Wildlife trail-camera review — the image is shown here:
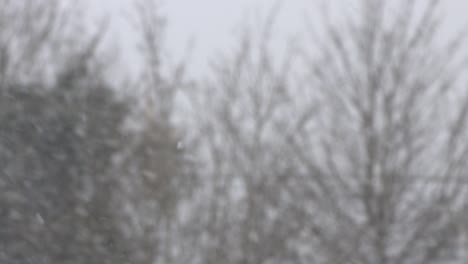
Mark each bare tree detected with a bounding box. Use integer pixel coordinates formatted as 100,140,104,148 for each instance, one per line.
0,0,101,87
289,1,468,263
114,1,194,263
186,0,468,264
182,6,307,263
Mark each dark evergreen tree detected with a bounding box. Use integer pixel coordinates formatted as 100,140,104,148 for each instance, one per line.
0,79,131,264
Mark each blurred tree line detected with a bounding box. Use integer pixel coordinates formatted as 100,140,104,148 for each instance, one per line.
2,0,468,264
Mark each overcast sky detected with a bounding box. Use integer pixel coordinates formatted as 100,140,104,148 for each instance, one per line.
89,0,467,78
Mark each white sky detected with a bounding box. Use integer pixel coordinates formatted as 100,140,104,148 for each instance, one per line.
88,0,467,78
